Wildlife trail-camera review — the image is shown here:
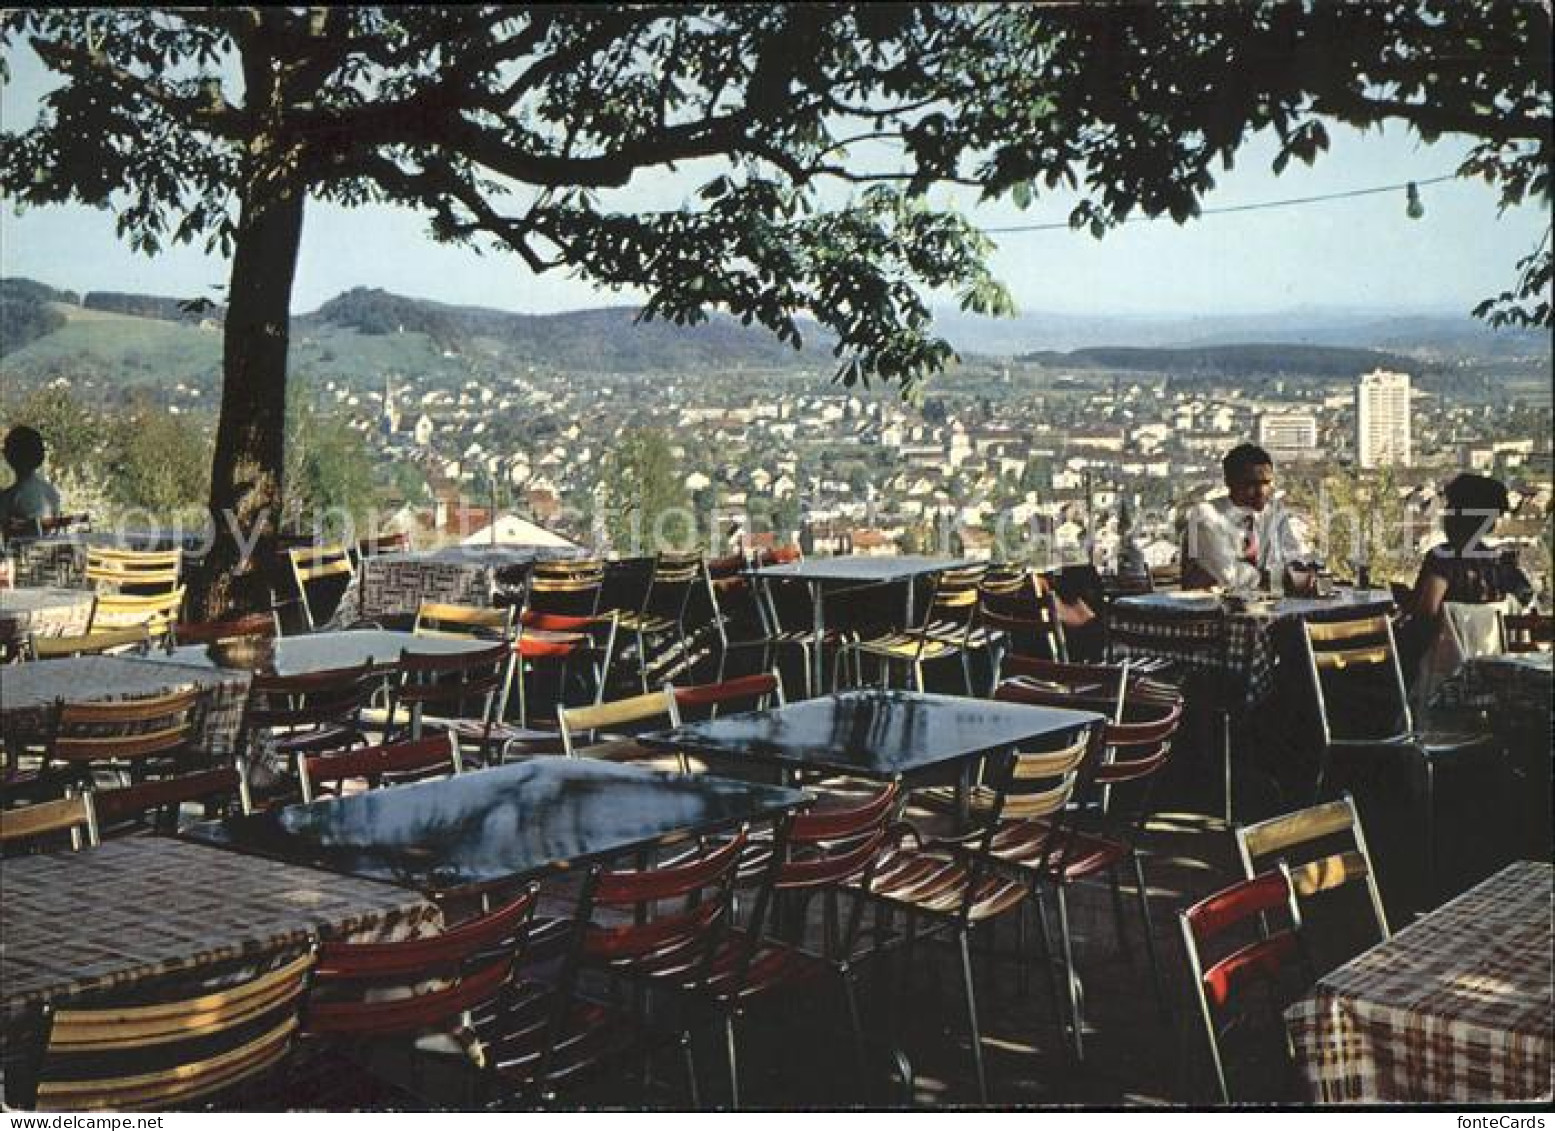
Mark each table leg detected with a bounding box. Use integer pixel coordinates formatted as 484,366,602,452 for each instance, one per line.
811,580,825,697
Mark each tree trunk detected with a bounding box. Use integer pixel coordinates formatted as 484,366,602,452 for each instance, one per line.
191,181,306,619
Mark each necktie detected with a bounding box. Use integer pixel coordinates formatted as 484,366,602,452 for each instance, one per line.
1242,514,1260,568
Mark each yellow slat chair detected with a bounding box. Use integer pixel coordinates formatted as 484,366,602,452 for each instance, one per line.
0,791,99,853
615,552,705,692
979,566,1069,665
19,950,316,1112
388,601,540,760
286,544,356,631
27,624,152,660
557,687,683,771
1235,792,1391,956
87,586,186,646
1301,612,1494,912
845,565,987,694
85,547,183,597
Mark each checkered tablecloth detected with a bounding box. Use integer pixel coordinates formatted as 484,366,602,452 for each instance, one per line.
0,836,440,1014
1110,591,1394,707
1286,860,1553,1104
327,545,588,627
0,655,251,760
0,588,95,647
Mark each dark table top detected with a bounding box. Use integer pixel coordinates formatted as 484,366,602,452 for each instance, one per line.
183,757,809,894
648,689,1102,780
146,628,494,676
751,555,975,584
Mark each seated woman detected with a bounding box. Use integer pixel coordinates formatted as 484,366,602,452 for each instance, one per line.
1398,473,1533,701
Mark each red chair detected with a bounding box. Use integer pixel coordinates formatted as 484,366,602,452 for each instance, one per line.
670,671,784,722
706,785,897,1106
298,733,463,803
386,642,513,763
513,610,617,729
1178,864,1310,1103
239,665,377,793
175,611,279,646
91,766,251,836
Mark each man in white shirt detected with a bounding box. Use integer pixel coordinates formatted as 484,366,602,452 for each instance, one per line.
1181,443,1309,591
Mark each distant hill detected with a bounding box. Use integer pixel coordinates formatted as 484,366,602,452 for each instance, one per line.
0,278,834,382
298,286,833,371
1016,342,1426,379
0,278,79,355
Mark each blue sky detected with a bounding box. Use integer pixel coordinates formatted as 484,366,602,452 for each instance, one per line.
0,42,1546,319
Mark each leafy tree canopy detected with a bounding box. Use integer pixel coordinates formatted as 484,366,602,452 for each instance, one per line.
4,3,1548,391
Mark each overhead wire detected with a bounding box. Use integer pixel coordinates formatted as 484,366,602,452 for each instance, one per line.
981,172,1460,233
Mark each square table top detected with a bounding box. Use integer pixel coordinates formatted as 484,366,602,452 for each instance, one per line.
146,628,495,676
183,757,809,895
750,555,975,584
1,837,438,1014
1114,588,1394,621
0,654,246,717
1285,859,1552,1103
648,689,1103,780
0,588,95,615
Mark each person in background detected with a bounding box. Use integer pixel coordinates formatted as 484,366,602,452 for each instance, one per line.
1180,443,1310,591
0,426,63,537
1398,473,1532,691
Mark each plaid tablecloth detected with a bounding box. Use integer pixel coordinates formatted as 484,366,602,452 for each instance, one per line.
1286,860,1554,1103
1111,590,1394,707
1432,651,1553,718
0,655,250,760
0,836,441,1015
327,545,587,627
0,588,95,647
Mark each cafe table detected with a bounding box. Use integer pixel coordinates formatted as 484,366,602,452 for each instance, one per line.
326,544,590,628
0,587,95,650
148,627,496,677
1110,587,1396,708
183,756,809,896
645,689,1102,826
750,555,975,692
1285,859,1553,1104
0,654,251,760
0,836,439,1025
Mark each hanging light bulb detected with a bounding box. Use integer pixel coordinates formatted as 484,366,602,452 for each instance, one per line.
1406,181,1425,219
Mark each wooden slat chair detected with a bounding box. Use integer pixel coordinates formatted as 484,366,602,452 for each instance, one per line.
1301,612,1494,907
616,552,704,692
1178,865,1311,1104
45,687,203,791
175,612,279,647
857,725,1102,1101
1499,610,1553,652
526,559,606,618
239,665,377,796
567,831,750,1108
87,586,186,645
385,642,514,765
512,609,617,730
558,687,680,768
300,885,550,1108
351,530,411,570
0,792,99,852
843,566,987,694
298,733,463,803
753,547,852,699
1235,793,1391,949
91,766,252,837
979,601,1067,672
287,544,356,631
16,950,316,1112
27,624,152,660
85,547,183,596
700,552,777,684
705,785,898,1107
413,600,514,641
670,670,784,723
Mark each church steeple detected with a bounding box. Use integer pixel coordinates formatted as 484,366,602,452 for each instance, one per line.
382,375,401,434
